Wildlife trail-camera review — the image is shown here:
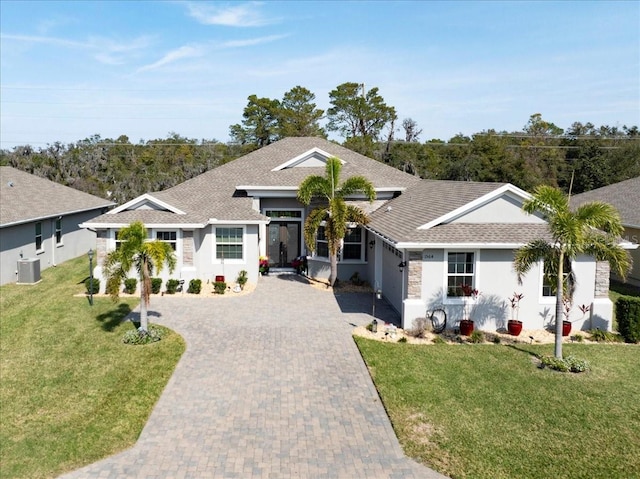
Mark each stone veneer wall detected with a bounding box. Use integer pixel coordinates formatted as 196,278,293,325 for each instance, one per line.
96,230,108,266
407,251,422,299
595,261,610,298
182,231,194,266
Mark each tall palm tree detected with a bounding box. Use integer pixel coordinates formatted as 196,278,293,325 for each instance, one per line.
297,157,376,286
103,221,177,332
514,185,631,358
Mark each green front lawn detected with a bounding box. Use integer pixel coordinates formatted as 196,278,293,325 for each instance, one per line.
355,338,640,479
0,256,185,479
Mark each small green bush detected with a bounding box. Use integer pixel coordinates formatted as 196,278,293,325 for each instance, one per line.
572,334,585,342
398,336,408,343
214,281,227,294
124,278,137,294
540,355,590,373
165,279,180,294
151,277,163,294
84,277,100,294
236,270,248,289
469,330,485,343
588,329,622,343
187,279,202,294
122,325,167,345
616,296,640,343
432,335,446,344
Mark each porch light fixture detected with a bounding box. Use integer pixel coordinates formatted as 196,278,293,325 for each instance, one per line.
398,261,407,272
369,240,375,249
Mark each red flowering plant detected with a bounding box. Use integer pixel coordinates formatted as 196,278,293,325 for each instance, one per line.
460,283,480,321
259,256,269,275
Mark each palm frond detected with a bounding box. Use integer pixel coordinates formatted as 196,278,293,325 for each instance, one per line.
297,175,331,204
513,239,554,282
338,176,377,202
303,207,328,252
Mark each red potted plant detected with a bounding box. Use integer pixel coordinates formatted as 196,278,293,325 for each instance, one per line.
508,292,524,336
460,284,480,336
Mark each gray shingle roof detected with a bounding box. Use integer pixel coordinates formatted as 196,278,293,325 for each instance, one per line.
367,179,552,245
87,137,421,226
0,166,114,227
570,176,640,227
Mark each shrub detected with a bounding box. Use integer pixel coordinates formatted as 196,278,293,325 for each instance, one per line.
84,277,100,294
616,296,640,343
398,336,408,343
588,329,622,343
122,325,167,345
407,317,431,338
350,271,364,286
236,270,248,289
124,278,137,294
469,330,485,343
540,355,590,373
165,279,180,294
432,335,445,344
214,281,227,294
187,279,202,294
151,277,162,294
572,334,585,343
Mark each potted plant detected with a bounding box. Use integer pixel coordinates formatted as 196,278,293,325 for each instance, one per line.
460,284,480,336
561,299,591,336
259,256,269,275
508,292,524,336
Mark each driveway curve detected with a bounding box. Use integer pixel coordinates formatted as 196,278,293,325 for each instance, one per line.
60,274,447,479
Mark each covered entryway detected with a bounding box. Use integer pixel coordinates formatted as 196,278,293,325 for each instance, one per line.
267,221,300,267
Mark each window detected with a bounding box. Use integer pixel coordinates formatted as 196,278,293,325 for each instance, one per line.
55,218,62,245
542,258,572,297
216,227,243,260
447,252,475,297
35,222,43,251
156,231,177,250
115,230,124,250
316,226,328,258
342,227,362,260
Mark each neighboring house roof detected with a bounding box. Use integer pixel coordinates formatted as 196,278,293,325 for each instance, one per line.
367,179,552,247
570,176,640,228
0,166,115,228
84,137,422,228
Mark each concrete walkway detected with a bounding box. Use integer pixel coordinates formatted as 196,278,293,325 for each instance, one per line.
60,274,447,478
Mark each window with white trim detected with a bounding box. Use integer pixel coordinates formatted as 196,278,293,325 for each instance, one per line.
55,218,63,245
342,227,363,260
447,252,475,297
542,259,572,297
316,226,328,258
35,222,43,251
156,231,177,250
216,227,243,260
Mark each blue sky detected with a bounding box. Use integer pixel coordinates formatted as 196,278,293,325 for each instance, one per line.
1,1,638,148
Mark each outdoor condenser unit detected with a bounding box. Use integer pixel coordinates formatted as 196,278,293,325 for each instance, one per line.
17,258,41,284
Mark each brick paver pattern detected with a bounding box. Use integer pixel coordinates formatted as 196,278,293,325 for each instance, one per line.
60,274,447,478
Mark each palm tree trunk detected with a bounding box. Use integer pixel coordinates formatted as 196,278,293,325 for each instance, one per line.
329,253,338,287
139,257,150,332
554,250,564,358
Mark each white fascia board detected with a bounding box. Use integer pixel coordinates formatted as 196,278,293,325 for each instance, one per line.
417,184,531,230
208,218,270,225
109,193,185,215
396,242,527,249
271,147,339,171
80,222,205,229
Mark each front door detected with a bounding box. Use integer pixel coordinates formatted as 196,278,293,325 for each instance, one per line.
268,222,300,267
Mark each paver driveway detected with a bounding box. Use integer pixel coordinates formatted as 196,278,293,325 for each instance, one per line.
60,274,447,479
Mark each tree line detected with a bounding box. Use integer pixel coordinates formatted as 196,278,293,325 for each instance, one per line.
1,82,638,202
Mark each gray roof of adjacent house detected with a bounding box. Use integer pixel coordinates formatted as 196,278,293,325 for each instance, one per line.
570,176,640,228
85,137,422,226
367,179,552,246
0,166,115,228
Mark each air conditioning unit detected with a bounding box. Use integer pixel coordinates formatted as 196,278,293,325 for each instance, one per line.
17,258,41,284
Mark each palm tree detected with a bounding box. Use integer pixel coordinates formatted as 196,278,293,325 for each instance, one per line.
297,157,376,286
514,185,631,358
103,221,177,332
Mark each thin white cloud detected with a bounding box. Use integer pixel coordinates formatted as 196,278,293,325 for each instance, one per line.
1,32,153,65
136,45,204,73
221,34,288,48
185,1,275,27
